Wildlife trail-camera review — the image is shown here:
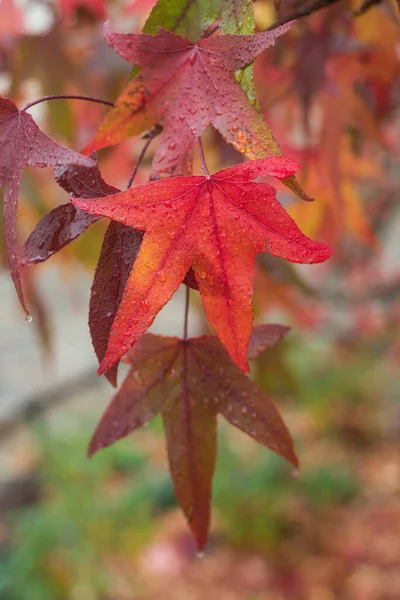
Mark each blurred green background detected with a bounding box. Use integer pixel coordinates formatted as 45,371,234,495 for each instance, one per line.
1,333,399,600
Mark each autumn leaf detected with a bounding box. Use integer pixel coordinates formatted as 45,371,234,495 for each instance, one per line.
20,157,143,386
71,157,332,375
84,23,304,192
21,156,119,266
90,223,144,386
0,96,94,315
21,155,198,385
88,325,297,549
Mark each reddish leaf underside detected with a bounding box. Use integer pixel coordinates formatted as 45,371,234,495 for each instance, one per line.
0,96,94,313
88,326,297,549
84,22,307,198
71,157,332,375
21,156,120,266
20,157,144,385
90,222,144,386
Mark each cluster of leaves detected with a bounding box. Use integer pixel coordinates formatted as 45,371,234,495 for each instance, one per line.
3,0,399,549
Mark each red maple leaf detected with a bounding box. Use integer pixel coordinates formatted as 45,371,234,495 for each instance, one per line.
84,23,301,185
0,97,94,314
71,157,332,374
21,155,199,385
88,325,297,550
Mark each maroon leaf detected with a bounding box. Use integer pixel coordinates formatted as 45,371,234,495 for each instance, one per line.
90,222,144,386
88,327,296,549
0,96,94,313
21,204,99,266
53,157,118,199
21,156,119,266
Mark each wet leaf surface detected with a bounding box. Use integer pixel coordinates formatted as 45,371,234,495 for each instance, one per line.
89,326,297,548
72,157,331,374
0,96,94,314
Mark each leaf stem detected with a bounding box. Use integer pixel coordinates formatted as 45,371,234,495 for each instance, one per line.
183,286,190,341
22,94,115,112
198,137,210,178
126,127,160,189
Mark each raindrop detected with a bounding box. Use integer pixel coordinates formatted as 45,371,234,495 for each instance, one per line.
141,300,150,313
196,551,205,559
168,142,176,150
157,270,167,282
25,313,33,323
291,469,300,478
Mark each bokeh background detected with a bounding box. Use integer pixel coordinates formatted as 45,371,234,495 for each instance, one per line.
0,0,400,598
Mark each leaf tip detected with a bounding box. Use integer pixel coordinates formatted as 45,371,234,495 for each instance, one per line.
87,438,99,458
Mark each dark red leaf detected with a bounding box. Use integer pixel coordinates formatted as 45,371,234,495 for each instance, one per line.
89,222,144,386
88,327,297,549
72,157,332,375
0,96,94,314
53,158,119,199
21,204,99,266
21,157,119,266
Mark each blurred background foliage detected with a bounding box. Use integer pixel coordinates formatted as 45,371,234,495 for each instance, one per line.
0,334,398,599
0,0,400,598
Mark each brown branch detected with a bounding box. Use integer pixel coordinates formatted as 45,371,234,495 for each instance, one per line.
352,0,382,17
22,94,114,112
267,0,342,30
126,125,161,189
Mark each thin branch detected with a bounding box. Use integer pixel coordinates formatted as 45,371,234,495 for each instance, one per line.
126,126,161,189
352,0,381,17
183,285,190,340
267,0,342,30
198,137,210,178
22,94,114,112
